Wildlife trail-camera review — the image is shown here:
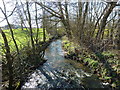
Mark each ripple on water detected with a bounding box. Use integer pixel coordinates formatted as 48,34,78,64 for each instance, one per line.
22,40,103,89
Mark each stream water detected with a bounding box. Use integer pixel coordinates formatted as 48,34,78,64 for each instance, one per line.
22,40,104,89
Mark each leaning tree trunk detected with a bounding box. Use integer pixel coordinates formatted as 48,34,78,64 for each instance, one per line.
58,2,72,39
96,2,117,41
0,5,23,86
0,28,13,89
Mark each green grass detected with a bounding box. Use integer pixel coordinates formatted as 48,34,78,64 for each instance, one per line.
0,28,49,53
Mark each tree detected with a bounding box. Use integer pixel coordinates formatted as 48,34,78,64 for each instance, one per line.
35,3,40,44
0,0,25,88
117,9,120,49
80,2,89,42
26,1,35,53
0,28,13,89
96,2,117,41
42,2,46,42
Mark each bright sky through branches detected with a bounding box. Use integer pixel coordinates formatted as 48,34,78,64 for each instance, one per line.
0,0,119,27
0,0,16,26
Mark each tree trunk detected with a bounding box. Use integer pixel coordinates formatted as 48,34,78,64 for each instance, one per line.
77,2,83,44
35,3,40,44
0,4,23,86
0,28,13,89
42,3,46,42
80,2,89,41
96,2,117,41
117,9,120,49
81,2,89,30
58,2,72,39
26,2,35,52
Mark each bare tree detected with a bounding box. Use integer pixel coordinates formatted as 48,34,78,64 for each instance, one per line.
0,28,13,89
80,2,89,42
26,2,35,53
35,3,40,44
36,2,72,39
117,9,120,49
42,2,46,42
0,1,23,88
96,2,117,41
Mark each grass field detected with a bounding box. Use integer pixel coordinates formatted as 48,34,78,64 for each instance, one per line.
0,28,49,54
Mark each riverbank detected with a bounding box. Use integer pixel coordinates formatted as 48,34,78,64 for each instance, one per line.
2,35,63,90
18,35,64,89
22,39,104,89
62,36,120,89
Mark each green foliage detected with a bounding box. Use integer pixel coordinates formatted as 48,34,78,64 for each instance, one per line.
104,76,112,80
102,51,115,57
64,42,71,48
62,37,75,52
84,58,93,63
84,58,98,68
95,53,104,59
102,51,120,75
90,61,98,67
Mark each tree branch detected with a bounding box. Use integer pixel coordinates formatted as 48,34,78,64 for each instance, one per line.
36,2,61,18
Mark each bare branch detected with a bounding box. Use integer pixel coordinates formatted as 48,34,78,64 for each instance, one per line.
0,6,16,23
36,2,61,18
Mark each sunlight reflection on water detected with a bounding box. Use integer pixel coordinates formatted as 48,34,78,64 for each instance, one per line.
22,40,104,89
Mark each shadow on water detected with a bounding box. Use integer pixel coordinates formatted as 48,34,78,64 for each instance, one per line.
22,40,104,89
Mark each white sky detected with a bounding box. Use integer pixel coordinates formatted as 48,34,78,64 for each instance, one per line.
0,0,43,27
0,0,16,26
0,0,119,27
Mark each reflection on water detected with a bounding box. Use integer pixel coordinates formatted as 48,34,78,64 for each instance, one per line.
22,40,104,88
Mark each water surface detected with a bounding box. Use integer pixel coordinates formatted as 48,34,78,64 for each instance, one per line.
22,40,104,88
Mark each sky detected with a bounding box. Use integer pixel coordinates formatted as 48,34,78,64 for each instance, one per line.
0,0,16,26
0,0,119,27
0,0,7,26
0,0,43,27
